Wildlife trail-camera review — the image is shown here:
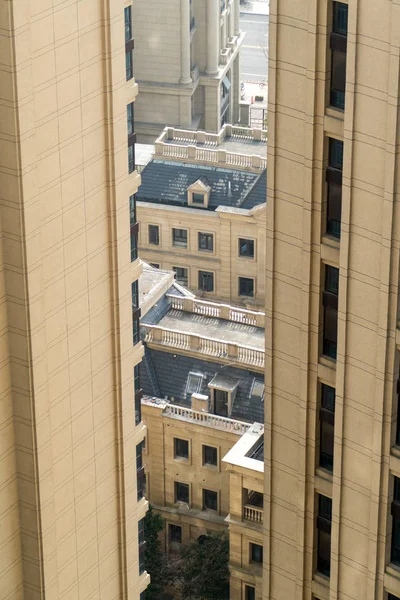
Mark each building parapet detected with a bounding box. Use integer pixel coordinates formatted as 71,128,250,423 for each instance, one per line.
162,402,251,434
158,123,267,146
243,504,263,524
167,294,265,327
142,324,265,371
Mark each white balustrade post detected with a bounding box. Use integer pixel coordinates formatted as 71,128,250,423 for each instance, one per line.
206,0,220,75
180,0,192,84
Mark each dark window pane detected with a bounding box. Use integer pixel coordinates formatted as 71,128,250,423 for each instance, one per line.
126,50,133,81
134,364,141,425
250,543,263,564
192,193,204,204
239,277,254,297
239,238,255,258
138,518,146,574
149,225,159,245
333,2,348,36
392,479,400,567
203,445,217,466
317,495,332,576
131,231,137,262
388,594,400,600
245,586,255,600
214,389,228,416
129,194,136,226
395,476,400,503
329,139,344,169
327,182,342,238
128,144,135,173
169,524,182,543
173,267,188,287
133,319,140,345
198,271,214,292
175,482,189,504
323,307,338,359
174,438,189,459
124,6,132,41
321,384,336,412
172,228,188,248
203,489,218,511
132,281,139,308
325,266,339,295
198,232,213,252
127,102,134,136
330,50,346,108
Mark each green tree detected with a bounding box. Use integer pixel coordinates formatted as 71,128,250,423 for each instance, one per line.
144,505,168,600
176,531,230,600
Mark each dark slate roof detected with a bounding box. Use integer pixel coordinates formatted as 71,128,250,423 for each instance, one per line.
141,285,190,325
140,347,264,424
136,160,266,211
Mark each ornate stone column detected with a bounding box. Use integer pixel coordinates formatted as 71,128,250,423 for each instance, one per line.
234,0,240,36
228,1,235,38
180,0,192,84
206,0,220,75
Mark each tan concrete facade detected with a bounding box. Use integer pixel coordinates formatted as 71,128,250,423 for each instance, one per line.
0,1,147,598
131,0,243,142
265,1,400,600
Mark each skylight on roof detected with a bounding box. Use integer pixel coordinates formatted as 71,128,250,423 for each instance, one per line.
250,379,265,400
186,372,203,395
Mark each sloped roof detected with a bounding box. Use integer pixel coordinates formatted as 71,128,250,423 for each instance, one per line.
136,160,266,211
140,348,264,424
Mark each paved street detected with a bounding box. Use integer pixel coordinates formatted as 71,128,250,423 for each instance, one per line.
240,13,268,84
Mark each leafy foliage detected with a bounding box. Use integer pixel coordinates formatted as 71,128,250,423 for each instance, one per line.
173,531,230,600
144,505,168,600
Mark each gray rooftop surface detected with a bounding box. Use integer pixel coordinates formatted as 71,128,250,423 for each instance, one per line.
137,160,266,211
140,348,264,423
156,309,265,349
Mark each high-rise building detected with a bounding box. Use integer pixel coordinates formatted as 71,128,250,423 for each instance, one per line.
266,1,400,599
131,0,243,143
0,1,147,598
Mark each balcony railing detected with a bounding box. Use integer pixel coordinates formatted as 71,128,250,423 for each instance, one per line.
142,324,265,370
163,403,250,434
158,123,267,146
168,295,265,327
243,504,263,524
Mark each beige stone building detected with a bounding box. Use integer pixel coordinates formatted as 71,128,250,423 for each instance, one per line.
132,0,244,142
138,264,265,595
265,1,400,600
137,125,267,308
0,1,147,598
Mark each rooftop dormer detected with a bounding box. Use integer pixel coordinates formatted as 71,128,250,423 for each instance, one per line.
187,177,211,208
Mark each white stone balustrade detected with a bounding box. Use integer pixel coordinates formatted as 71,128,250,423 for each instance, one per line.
163,403,250,434
159,123,267,146
142,323,265,370
243,504,263,524
167,294,265,327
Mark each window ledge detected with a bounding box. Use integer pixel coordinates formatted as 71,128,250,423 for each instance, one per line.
386,563,400,578
319,356,337,370
315,469,333,498
312,572,330,600
321,234,340,251
392,446,400,460
325,106,344,121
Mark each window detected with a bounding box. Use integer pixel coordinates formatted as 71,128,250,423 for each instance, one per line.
323,266,339,359
124,6,132,42
137,442,146,501
198,232,214,252
320,384,335,471
239,238,255,258
203,445,218,467
326,138,343,238
173,266,188,287
133,318,140,345
239,277,254,297
317,494,332,576
138,518,145,574
389,595,400,600
245,585,255,600
148,224,159,245
250,379,265,400
130,195,138,262
214,389,228,417
126,49,133,81
150,263,160,269
127,102,134,136
134,364,142,426
172,228,188,248
391,477,400,566
169,524,182,543
330,2,348,109
198,270,214,292
192,192,204,205
250,543,263,564
175,482,189,504
203,489,218,511
128,143,135,173
174,438,189,460
132,280,139,309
